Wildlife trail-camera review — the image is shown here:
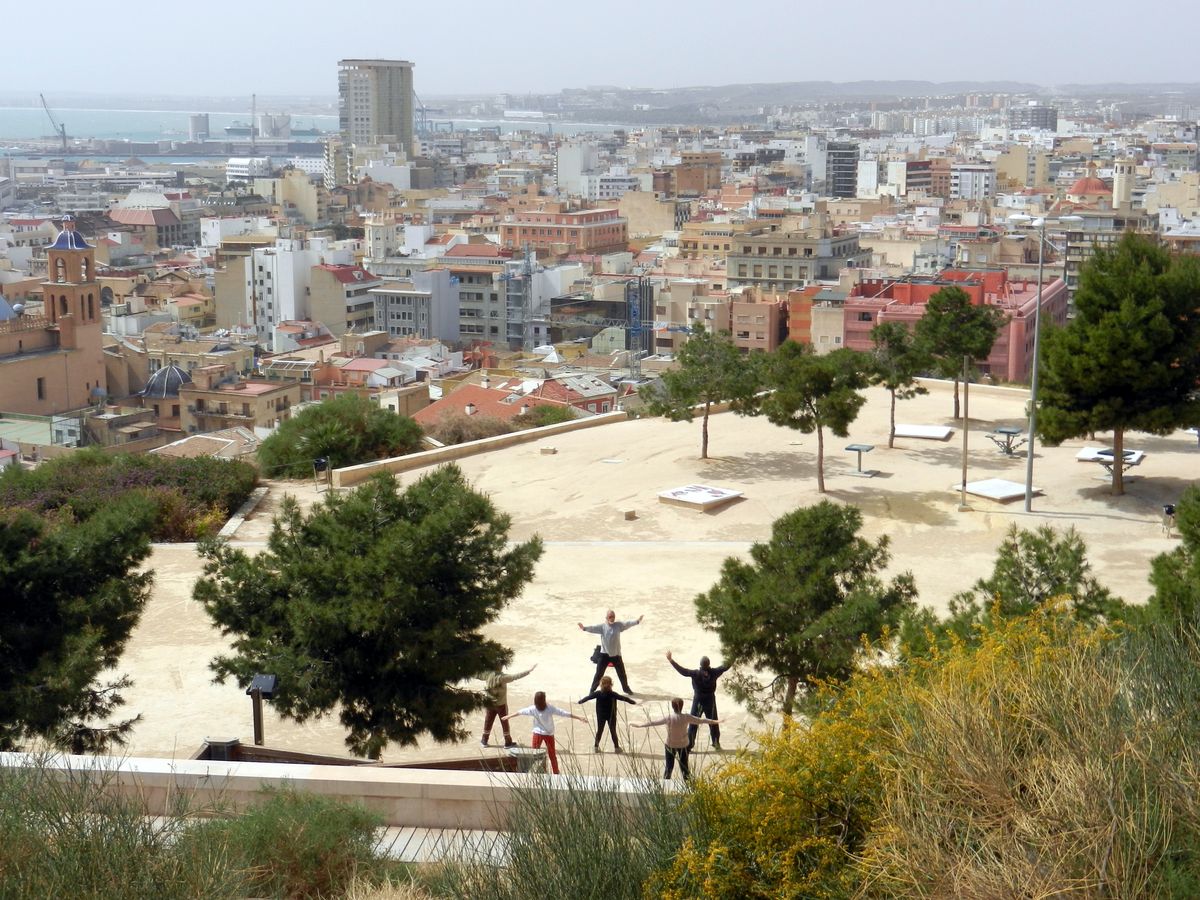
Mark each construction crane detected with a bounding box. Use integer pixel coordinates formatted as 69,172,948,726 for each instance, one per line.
39,94,68,152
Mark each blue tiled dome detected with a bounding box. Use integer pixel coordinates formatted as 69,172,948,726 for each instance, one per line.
48,215,92,251
141,364,192,398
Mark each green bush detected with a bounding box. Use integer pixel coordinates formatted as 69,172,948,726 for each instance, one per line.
0,449,257,542
0,759,242,900
425,412,514,445
257,393,422,478
0,764,401,900
511,404,576,429
179,787,393,899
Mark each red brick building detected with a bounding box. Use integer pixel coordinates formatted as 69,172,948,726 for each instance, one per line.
841,269,1067,383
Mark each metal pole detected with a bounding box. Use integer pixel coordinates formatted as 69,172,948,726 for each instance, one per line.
1024,222,1046,513
250,688,265,746
960,353,969,511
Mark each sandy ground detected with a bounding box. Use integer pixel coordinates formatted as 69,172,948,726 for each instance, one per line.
116,381,1197,777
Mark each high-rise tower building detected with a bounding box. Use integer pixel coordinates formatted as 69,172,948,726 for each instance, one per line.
337,58,415,151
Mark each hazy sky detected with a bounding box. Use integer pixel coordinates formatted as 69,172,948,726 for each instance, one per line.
6,0,1195,97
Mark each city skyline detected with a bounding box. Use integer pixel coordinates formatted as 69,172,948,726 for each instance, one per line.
5,0,1196,97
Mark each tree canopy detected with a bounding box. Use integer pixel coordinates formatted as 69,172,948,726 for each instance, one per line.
694,500,916,715
1149,484,1200,627
869,321,929,448
640,325,759,459
0,496,156,752
751,343,870,492
913,285,1004,419
901,523,1122,657
194,465,543,758
1038,233,1200,494
257,393,423,479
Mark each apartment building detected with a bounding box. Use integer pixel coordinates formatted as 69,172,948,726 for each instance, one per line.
1008,103,1058,131
369,269,459,343
179,364,299,435
950,163,997,201
338,58,415,151
309,264,382,336
499,208,628,255
726,227,870,293
825,142,860,198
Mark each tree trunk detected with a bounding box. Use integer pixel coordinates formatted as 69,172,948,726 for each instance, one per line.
1112,427,1125,496
816,424,826,493
783,676,798,716
889,388,897,449
953,376,961,420
701,401,711,460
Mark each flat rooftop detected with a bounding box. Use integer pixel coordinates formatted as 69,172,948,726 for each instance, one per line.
117,381,1194,777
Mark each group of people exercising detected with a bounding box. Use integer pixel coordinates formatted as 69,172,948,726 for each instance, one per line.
479,609,728,780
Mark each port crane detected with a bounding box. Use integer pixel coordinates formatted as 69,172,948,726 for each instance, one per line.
39,94,68,151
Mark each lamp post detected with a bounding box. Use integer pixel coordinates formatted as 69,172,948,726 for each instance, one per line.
1008,213,1082,512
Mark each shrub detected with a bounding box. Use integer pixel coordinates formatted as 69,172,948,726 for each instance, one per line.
511,404,576,429
179,787,395,899
257,393,422,478
425,772,692,900
649,673,898,900
0,759,242,900
425,411,514,446
0,450,257,542
862,612,1200,898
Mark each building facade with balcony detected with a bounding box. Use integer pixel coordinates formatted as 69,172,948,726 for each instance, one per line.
179,364,300,435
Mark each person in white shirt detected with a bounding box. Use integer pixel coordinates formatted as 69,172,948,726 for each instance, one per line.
502,691,586,775
578,609,644,693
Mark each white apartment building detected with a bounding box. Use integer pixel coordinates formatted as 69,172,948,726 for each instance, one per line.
950,163,997,201
578,168,650,202
226,158,274,181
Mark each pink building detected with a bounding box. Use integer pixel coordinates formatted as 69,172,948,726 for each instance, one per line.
842,269,1067,383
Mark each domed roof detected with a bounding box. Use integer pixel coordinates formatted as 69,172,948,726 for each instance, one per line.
1068,175,1111,196
48,214,92,251
1067,162,1110,197
141,363,192,398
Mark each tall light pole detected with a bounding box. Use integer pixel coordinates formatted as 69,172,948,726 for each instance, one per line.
1009,213,1081,512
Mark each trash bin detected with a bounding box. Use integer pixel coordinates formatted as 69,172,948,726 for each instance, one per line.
508,747,548,774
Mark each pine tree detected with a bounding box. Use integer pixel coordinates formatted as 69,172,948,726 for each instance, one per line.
695,501,916,715
913,285,1004,420
751,343,871,493
195,465,543,759
640,325,760,459
0,496,156,752
1038,233,1200,495
870,321,929,448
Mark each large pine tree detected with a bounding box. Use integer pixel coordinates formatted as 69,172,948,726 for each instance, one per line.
195,465,543,759
1038,233,1200,495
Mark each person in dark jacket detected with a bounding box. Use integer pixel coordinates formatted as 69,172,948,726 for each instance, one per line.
666,650,730,751
578,675,636,752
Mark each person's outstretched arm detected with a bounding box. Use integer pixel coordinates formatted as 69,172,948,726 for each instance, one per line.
506,663,537,685
666,652,694,677
578,692,599,704
579,622,602,634
632,716,668,729
616,692,637,704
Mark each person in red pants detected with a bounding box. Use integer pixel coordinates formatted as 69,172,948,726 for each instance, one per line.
503,691,586,775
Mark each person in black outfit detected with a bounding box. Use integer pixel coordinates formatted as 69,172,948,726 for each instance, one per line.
666,650,730,751
578,675,636,752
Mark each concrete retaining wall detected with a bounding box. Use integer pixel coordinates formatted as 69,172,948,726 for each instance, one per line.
333,411,629,488
0,752,675,829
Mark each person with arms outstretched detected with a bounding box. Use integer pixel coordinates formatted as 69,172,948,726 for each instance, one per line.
480,662,536,748
578,609,643,693
666,650,729,750
502,691,586,775
632,697,719,781
578,675,636,752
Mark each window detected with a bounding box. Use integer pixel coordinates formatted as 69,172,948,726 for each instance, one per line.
36,377,45,400
857,312,873,322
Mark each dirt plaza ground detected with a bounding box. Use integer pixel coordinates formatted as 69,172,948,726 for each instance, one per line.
116,381,1197,776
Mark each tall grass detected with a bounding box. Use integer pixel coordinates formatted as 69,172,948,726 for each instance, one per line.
423,763,696,900
860,616,1200,898
0,759,403,899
